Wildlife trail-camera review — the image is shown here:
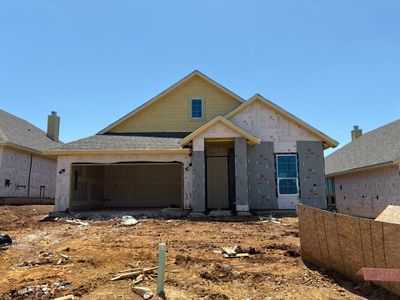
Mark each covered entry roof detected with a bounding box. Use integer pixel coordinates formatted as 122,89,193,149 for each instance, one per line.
180,116,261,146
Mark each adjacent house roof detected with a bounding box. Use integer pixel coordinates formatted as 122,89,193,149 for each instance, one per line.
325,119,400,176
45,133,189,155
180,116,261,146
0,109,62,153
225,94,338,150
98,70,245,134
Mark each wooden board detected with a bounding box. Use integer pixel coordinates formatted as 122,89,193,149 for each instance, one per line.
375,205,400,224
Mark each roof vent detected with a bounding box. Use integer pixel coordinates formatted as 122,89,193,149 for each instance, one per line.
351,125,362,141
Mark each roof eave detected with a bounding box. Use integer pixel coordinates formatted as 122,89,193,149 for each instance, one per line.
325,161,398,178
0,141,47,156
44,148,190,156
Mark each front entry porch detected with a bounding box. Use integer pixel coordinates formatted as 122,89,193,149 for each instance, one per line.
191,136,253,213
205,142,235,211
182,116,261,213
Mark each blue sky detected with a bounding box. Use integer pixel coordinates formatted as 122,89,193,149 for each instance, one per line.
1,0,399,155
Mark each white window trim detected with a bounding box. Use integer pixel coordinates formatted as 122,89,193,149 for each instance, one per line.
276,153,300,197
190,98,204,120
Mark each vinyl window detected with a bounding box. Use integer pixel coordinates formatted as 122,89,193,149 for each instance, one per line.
191,98,203,119
276,154,299,196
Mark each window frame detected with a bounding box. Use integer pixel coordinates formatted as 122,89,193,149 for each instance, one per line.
275,153,300,197
190,98,204,120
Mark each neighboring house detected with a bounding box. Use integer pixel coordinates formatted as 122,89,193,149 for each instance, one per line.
0,110,62,198
46,71,337,213
325,120,400,218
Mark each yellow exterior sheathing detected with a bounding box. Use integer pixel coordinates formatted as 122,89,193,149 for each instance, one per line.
110,75,241,133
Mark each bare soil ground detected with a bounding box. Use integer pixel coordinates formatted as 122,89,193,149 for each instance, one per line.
0,205,396,300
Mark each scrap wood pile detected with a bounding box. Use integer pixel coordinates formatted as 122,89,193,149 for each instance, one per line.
215,245,260,258
111,266,159,282
259,215,286,225
222,245,250,258
111,265,164,299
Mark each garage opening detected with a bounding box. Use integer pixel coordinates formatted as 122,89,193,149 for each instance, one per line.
70,162,182,210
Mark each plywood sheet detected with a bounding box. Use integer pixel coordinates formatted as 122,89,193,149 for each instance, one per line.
359,219,375,268
383,222,400,294
323,212,346,274
376,205,400,224
298,205,322,264
298,204,400,296
315,210,331,269
336,214,364,280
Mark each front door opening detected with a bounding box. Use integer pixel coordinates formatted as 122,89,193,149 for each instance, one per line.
205,142,235,211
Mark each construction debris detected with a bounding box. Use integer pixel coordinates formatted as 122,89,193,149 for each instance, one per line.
16,251,71,268
0,233,12,250
375,205,400,224
221,245,252,258
14,281,71,298
65,219,89,226
111,266,158,281
358,267,400,282
222,245,238,257
259,215,283,224
121,215,139,226
133,287,153,299
53,295,75,300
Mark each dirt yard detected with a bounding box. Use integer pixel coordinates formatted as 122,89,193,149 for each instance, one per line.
0,205,396,300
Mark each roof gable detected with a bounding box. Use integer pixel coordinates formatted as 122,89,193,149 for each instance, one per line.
225,94,338,149
180,116,261,146
99,70,244,134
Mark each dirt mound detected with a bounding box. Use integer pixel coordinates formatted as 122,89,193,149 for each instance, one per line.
200,265,243,282
0,205,53,231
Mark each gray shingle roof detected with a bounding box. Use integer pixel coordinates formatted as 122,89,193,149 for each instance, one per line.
49,133,186,151
325,119,400,176
0,110,62,152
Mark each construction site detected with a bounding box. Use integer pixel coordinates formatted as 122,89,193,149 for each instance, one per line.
0,205,397,300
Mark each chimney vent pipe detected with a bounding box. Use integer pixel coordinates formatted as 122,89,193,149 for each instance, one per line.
351,125,362,141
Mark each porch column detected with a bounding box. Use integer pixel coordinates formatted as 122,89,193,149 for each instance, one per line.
192,137,206,212
235,137,249,211
54,157,71,212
